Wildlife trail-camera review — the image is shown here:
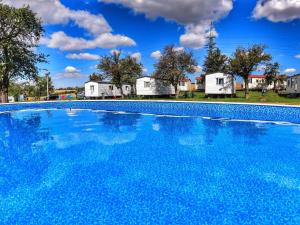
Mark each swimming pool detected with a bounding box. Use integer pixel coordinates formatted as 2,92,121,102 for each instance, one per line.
0,101,299,224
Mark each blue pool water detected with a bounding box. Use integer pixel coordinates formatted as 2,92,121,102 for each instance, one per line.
0,104,300,224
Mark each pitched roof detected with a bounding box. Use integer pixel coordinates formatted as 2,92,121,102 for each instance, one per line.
179,78,191,82
196,76,204,81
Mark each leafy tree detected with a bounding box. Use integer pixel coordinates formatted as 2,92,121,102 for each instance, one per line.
203,35,228,74
34,75,54,97
154,45,197,97
97,51,143,98
0,3,46,103
89,73,104,82
264,62,280,91
229,45,271,99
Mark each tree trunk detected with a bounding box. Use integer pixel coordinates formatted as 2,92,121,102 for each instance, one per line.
273,80,277,92
0,89,9,103
175,85,179,98
244,79,250,99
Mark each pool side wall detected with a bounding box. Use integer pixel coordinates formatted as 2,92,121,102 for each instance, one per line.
0,101,300,124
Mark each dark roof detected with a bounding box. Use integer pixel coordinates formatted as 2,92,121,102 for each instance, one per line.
287,74,300,78
85,81,131,85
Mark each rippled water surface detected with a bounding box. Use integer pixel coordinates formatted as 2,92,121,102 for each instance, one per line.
0,109,299,224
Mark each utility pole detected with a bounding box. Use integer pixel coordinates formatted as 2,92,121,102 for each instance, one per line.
45,72,50,101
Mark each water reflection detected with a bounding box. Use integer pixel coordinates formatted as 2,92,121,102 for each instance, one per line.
202,118,225,145
153,116,195,137
0,113,49,195
229,121,267,144
98,112,140,145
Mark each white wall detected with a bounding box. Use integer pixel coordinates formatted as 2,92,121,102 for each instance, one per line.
136,77,175,96
248,78,273,90
85,82,132,98
85,81,100,98
178,81,191,91
205,73,236,95
286,76,300,94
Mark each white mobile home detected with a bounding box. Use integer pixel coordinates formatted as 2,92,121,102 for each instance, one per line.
136,77,175,96
205,73,236,96
85,81,132,98
195,76,205,91
178,78,192,92
247,75,273,90
286,74,300,95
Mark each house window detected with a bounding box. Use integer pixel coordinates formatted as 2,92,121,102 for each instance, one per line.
249,78,252,84
90,85,95,93
179,81,185,86
144,81,151,88
287,80,290,87
109,85,113,90
216,78,224,85
125,86,130,91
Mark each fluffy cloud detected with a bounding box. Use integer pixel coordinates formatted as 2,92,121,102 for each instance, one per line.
42,31,136,51
64,66,79,73
110,49,121,55
3,0,111,35
284,68,297,73
253,0,300,22
151,50,162,60
174,47,185,52
54,66,83,79
131,52,142,62
296,54,300,59
3,0,136,51
66,53,101,60
194,65,203,73
101,0,233,49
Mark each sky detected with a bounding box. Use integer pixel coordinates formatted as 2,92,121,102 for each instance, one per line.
3,0,300,88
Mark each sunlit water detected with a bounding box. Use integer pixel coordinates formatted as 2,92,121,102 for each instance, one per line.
0,109,299,224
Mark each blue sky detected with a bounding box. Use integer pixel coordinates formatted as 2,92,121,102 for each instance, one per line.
4,0,300,87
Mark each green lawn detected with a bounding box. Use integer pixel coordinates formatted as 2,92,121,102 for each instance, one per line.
132,91,300,105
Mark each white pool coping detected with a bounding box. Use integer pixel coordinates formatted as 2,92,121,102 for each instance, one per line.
0,99,300,108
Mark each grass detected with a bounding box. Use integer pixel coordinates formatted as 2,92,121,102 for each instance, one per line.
132,91,300,105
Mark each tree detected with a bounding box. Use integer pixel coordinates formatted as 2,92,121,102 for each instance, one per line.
34,75,54,97
229,45,272,99
0,4,46,103
203,34,228,74
89,73,104,82
97,51,143,98
154,45,197,97
264,62,280,91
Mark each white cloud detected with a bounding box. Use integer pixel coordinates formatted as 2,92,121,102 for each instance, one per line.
284,68,297,73
174,47,185,52
3,0,136,51
253,0,300,22
296,54,300,59
151,50,162,60
64,66,79,73
101,0,233,49
66,53,101,60
3,0,111,35
110,49,121,55
131,52,142,62
42,31,136,51
194,65,203,73
257,65,267,72
54,66,84,80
